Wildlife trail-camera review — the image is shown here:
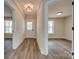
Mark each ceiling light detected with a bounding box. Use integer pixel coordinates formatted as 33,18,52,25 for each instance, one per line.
24,3,33,12
56,12,63,15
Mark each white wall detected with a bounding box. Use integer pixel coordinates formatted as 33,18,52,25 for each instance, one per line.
4,33,12,38
37,0,48,55
5,0,25,49
25,16,37,38
13,10,25,49
64,16,73,41
4,4,12,17
48,18,65,38
48,16,73,41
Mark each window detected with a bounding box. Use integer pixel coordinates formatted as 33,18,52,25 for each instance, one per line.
48,21,54,33
4,20,12,33
27,22,32,30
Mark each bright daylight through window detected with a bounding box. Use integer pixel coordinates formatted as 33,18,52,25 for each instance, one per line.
27,22,32,30
48,21,54,33
4,20,12,33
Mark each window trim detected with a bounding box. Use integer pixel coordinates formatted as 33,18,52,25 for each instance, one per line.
4,20,12,34
27,21,32,30
48,21,54,34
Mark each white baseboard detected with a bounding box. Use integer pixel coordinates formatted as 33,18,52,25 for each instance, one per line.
40,48,48,55
48,37,65,39
36,39,48,55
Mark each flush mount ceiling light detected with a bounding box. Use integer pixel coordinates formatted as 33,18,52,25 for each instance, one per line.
24,3,33,12
56,12,63,16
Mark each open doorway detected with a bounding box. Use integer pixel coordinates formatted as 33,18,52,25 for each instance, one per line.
4,3,14,58
48,0,73,59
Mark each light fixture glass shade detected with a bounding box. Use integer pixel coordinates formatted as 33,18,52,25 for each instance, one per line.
56,12,63,15
24,3,33,12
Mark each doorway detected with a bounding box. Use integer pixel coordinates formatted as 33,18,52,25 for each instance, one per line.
47,0,73,58
4,3,15,58
25,17,37,39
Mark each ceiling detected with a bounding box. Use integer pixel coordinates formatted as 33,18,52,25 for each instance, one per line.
13,0,72,18
48,0,72,18
13,0,41,16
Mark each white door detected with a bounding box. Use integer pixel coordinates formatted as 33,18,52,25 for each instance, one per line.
27,21,33,38
26,19,36,38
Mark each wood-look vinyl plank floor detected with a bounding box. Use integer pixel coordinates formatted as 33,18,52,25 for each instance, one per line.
4,39,72,59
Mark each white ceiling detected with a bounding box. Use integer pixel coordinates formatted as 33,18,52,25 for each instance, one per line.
13,0,72,18
48,0,72,18
13,0,41,16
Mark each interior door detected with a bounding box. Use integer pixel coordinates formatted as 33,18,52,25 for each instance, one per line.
26,19,36,38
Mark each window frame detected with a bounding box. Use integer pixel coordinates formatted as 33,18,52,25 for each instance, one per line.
4,20,12,34
27,21,32,30
48,21,54,34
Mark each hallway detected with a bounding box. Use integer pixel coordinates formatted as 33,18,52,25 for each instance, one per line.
5,39,72,59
